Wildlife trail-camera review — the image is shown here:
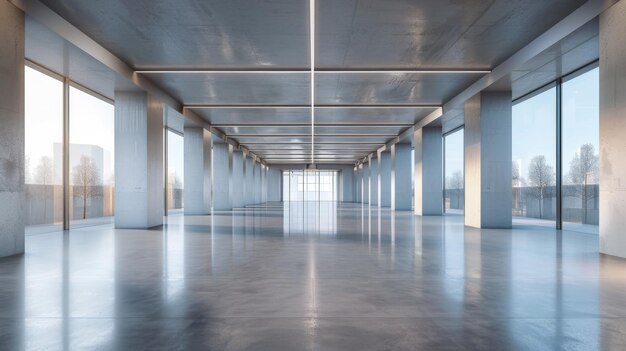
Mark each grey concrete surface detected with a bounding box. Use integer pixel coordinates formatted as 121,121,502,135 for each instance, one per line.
414,127,443,216
184,127,212,215
114,92,164,228
0,202,624,350
0,0,25,257
464,92,512,229
600,0,626,259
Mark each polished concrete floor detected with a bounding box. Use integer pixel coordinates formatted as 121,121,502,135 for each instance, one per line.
1,202,626,350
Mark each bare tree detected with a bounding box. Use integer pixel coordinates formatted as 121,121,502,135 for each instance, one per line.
528,155,554,219
512,163,520,187
568,143,599,224
33,156,54,222
72,155,101,220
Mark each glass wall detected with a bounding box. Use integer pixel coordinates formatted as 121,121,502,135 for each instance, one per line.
512,87,557,226
562,67,599,234
69,87,115,228
444,129,464,214
24,67,64,234
166,130,184,213
283,170,337,202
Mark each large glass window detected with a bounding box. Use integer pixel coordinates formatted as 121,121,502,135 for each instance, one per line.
25,67,64,234
166,130,184,213
444,129,464,214
283,170,337,202
512,87,557,227
69,87,115,228
562,68,599,234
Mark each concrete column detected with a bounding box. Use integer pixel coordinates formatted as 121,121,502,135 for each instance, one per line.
391,143,412,211
363,159,370,204
464,91,512,228
341,167,354,202
370,156,379,206
183,127,212,215
0,1,25,257
261,165,267,203
356,164,363,203
114,92,164,228
600,1,626,258
253,161,261,204
212,142,230,210
414,127,443,216
267,167,281,202
231,150,244,208
379,150,391,207
244,155,254,205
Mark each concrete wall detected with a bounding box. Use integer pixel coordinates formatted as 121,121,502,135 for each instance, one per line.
0,1,25,257
212,142,230,210
184,127,212,215
414,127,443,215
600,0,626,258
114,92,164,228
464,92,512,228
379,151,391,207
231,150,244,208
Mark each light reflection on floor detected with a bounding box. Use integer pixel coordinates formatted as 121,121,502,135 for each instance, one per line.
1,202,625,350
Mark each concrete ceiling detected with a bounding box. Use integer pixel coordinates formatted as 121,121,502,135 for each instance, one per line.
33,0,592,164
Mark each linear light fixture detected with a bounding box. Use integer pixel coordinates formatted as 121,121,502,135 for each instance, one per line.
184,104,440,109
242,142,385,145
233,134,396,137
310,0,316,165
135,69,490,74
225,125,413,128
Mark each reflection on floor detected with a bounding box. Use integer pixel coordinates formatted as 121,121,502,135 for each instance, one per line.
1,202,625,350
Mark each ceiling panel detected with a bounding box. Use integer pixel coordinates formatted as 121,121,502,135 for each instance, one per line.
315,73,483,105
314,108,436,124
39,0,310,67
144,73,310,104
191,108,311,125
317,0,586,68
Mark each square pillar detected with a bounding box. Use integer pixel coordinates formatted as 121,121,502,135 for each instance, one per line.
378,150,391,207
391,143,412,211
0,1,25,257
464,91,512,228
253,161,261,204
363,159,370,204
267,167,281,202
114,92,165,228
600,0,626,258
212,142,231,210
370,156,379,206
414,127,443,216
231,150,244,208
357,164,363,203
183,127,212,215
244,155,254,206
